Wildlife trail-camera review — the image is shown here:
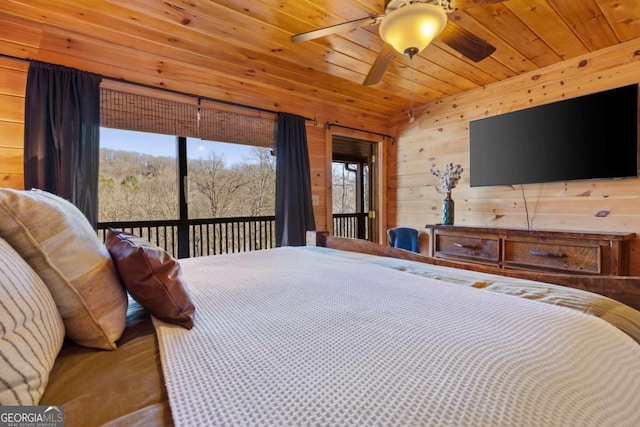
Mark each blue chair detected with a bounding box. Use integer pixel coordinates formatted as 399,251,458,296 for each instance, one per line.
387,227,419,253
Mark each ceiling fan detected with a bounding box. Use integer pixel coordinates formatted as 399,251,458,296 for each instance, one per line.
291,0,503,86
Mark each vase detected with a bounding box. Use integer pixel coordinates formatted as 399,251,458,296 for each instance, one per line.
442,192,454,225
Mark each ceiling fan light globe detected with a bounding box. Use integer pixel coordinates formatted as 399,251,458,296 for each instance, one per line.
379,3,448,56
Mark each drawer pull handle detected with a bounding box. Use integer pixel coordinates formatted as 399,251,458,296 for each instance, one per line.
454,242,479,250
530,250,566,258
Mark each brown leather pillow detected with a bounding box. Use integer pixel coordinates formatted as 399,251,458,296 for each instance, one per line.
106,229,195,329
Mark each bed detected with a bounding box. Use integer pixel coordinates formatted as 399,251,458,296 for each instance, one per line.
2,189,640,427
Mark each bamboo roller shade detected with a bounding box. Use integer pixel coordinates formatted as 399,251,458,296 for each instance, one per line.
100,88,276,148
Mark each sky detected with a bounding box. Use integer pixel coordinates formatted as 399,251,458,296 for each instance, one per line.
100,127,260,165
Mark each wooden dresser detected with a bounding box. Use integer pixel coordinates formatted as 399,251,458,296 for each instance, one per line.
426,225,635,276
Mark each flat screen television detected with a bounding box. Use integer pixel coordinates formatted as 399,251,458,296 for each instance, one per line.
469,84,638,187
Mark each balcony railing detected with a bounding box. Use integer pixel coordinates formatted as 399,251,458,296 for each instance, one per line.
98,216,276,259
333,212,368,240
98,212,367,259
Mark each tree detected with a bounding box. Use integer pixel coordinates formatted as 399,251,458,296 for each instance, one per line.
99,145,276,223
99,148,178,221
332,162,357,213
242,148,276,216
188,152,247,218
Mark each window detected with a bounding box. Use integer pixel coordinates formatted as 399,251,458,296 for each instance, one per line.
332,161,369,214
186,139,275,219
99,129,275,222
99,128,178,222
98,84,278,257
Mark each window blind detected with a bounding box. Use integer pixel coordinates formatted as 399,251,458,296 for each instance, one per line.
100,87,276,148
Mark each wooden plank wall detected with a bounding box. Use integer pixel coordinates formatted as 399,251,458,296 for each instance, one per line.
388,37,640,274
0,57,26,189
307,124,329,231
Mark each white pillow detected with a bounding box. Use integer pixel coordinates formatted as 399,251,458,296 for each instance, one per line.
0,188,127,350
0,237,65,405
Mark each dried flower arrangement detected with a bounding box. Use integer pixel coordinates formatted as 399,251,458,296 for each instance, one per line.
430,162,464,195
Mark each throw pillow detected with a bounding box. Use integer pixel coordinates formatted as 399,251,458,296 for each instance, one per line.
106,229,195,329
0,237,65,405
0,188,127,350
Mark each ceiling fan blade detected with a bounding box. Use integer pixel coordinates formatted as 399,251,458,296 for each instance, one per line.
291,16,378,43
449,0,507,9
437,20,496,62
363,43,396,86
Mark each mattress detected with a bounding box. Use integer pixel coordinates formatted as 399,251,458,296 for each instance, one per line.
154,246,640,427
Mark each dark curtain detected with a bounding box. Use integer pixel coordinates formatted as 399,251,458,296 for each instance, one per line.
24,61,101,228
275,112,316,246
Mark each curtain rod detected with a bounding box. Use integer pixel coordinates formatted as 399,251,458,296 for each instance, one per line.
1,53,318,125
324,122,394,141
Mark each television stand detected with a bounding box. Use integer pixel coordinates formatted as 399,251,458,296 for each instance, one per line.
425,225,634,276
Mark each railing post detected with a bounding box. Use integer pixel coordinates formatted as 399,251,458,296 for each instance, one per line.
177,136,190,259
357,213,366,240
176,225,189,258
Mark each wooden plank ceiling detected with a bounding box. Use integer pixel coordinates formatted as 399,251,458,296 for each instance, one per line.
1,0,639,121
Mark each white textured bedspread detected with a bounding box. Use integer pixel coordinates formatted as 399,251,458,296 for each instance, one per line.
154,247,640,427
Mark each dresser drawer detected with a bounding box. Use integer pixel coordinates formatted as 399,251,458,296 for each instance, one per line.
503,240,600,274
426,225,633,277
435,234,499,264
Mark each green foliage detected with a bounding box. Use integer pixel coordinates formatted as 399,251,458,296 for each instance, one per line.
120,175,138,187
98,173,114,188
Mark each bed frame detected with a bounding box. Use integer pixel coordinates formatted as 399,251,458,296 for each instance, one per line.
307,231,640,311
